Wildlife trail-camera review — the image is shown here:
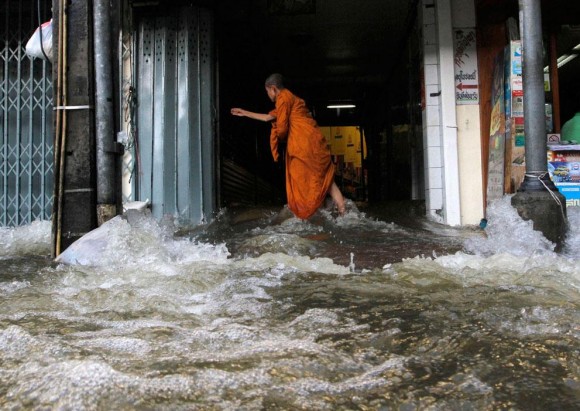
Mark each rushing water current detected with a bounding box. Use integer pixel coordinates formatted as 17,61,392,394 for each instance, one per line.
0,198,579,410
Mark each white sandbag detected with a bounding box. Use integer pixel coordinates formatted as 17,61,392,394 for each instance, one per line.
25,20,53,63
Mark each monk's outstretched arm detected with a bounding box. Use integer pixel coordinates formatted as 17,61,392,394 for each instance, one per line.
231,108,275,122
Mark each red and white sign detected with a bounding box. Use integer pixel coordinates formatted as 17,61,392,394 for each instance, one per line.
453,29,479,105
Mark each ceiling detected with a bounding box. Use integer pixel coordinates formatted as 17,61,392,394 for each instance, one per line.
217,0,417,110
220,0,580,97
250,0,412,83
215,0,580,122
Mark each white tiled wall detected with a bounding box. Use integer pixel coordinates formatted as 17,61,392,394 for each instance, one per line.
421,0,445,222
419,0,484,226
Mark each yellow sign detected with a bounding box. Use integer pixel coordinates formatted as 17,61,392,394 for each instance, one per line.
326,126,367,165
319,127,332,152
330,126,346,155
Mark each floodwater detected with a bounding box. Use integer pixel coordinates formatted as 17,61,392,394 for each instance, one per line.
0,197,579,410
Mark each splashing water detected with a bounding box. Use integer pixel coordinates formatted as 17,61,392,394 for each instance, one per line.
464,195,556,256
0,200,579,410
0,220,51,257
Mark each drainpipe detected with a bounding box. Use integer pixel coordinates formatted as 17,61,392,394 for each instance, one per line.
511,0,567,249
93,0,118,224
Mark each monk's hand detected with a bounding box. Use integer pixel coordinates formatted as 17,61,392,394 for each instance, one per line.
231,108,245,117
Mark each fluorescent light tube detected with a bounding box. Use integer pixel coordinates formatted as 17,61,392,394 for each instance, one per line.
557,54,578,68
327,104,356,109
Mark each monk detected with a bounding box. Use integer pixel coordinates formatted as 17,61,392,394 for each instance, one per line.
231,73,346,219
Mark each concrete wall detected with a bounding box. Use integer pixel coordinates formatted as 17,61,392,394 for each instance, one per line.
420,0,484,226
452,0,485,225
457,105,484,224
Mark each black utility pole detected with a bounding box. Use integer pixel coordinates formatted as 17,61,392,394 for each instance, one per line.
511,0,567,248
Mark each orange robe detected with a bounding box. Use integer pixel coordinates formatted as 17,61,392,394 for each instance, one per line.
269,89,335,219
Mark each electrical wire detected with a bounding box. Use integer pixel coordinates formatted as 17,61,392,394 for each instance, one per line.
56,0,68,256
36,0,50,62
51,0,64,258
525,171,567,221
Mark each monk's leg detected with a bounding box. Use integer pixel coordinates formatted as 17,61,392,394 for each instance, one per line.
328,182,346,215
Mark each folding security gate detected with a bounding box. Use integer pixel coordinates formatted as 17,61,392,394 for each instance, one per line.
133,5,216,223
0,0,53,227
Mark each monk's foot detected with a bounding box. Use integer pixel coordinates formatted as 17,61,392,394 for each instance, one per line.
337,202,346,216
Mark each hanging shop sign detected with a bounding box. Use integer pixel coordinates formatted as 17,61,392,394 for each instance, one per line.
453,28,479,105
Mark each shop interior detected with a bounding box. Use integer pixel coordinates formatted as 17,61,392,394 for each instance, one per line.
217,0,420,207
218,0,580,211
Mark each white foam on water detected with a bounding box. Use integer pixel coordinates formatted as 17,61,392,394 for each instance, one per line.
75,336,153,355
0,220,51,256
0,280,30,295
234,252,350,276
464,196,557,256
4,360,143,409
0,325,43,362
56,213,231,267
174,253,349,322
25,211,352,338
497,306,576,337
563,205,580,258
394,251,580,300
237,233,318,257
398,196,580,298
287,308,370,340
320,200,403,232
258,355,408,411
388,198,580,346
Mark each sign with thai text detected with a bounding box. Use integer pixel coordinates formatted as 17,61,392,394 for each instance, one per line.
453,29,479,105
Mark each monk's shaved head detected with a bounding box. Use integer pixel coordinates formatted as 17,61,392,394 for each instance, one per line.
265,73,285,89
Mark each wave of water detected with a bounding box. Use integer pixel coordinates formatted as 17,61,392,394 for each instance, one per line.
0,200,579,409
465,195,557,256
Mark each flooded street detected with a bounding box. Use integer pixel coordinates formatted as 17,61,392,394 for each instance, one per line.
0,198,579,410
